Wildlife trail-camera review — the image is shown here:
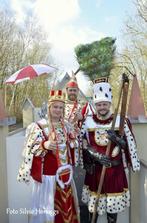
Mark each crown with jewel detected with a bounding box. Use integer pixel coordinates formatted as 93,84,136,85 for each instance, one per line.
48,90,66,104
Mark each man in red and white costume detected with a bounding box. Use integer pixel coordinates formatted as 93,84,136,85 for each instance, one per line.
65,72,83,166
79,78,140,223
17,89,80,223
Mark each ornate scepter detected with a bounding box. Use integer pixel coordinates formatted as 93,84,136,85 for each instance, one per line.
91,73,129,223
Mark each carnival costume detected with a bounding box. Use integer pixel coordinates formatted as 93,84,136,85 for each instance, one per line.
17,90,80,223
65,73,82,166
79,79,140,222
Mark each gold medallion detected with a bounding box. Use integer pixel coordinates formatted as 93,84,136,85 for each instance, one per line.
94,129,109,146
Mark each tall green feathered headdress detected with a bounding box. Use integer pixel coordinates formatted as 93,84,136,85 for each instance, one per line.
74,37,116,80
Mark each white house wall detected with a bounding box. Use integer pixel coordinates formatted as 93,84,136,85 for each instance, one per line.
6,130,32,223
140,163,147,223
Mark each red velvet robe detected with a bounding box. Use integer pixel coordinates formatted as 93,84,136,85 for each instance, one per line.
83,115,129,193
18,119,80,223
80,114,140,215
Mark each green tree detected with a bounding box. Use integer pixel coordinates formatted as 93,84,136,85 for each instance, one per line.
0,10,54,120
74,37,116,80
120,0,147,109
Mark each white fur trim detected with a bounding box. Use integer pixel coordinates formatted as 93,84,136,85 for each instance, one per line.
124,121,140,171
56,164,73,189
17,121,47,184
82,185,130,215
93,82,112,103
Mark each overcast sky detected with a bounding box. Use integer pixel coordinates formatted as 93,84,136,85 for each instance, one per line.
1,0,136,92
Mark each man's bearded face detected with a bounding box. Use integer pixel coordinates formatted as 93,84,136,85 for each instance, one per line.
95,101,111,117
67,87,79,101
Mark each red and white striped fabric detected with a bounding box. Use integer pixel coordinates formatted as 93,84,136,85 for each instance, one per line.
5,64,57,84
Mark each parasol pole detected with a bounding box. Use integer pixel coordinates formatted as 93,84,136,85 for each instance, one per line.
51,71,58,89
8,85,17,113
73,69,96,114
35,78,44,103
74,68,80,75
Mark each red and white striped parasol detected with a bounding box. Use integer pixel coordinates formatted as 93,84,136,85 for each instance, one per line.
5,64,57,84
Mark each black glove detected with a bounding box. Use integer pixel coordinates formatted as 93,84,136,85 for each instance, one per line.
86,149,111,168
107,130,126,149
94,153,111,167
83,149,93,164
83,149,95,174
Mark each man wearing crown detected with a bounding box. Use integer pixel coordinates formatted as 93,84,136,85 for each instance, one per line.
17,89,80,223
65,72,83,166
79,78,140,223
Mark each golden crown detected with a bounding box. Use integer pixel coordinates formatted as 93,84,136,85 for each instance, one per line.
48,90,66,103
